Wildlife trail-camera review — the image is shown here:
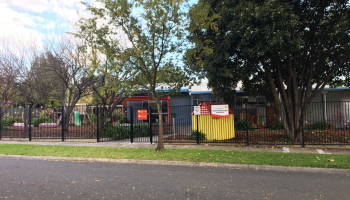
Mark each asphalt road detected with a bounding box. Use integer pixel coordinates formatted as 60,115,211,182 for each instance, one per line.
0,158,349,200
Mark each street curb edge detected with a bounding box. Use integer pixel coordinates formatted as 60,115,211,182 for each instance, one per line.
0,154,349,175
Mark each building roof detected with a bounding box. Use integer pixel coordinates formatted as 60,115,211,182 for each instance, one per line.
189,82,243,95
189,82,349,95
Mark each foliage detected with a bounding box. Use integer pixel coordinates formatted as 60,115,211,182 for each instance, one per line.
102,123,151,139
1,118,24,126
133,123,151,137
88,114,97,124
259,117,264,126
235,120,253,130
279,138,294,145
38,109,54,118
310,121,338,131
186,0,350,141
0,124,9,131
90,93,103,106
38,98,61,108
188,130,206,141
271,121,284,130
113,109,124,122
31,117,53,127
101,124,130,140
118,117,129,124
77,0,195,150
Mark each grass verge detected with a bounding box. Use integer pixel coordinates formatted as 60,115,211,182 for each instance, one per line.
0,144,349,169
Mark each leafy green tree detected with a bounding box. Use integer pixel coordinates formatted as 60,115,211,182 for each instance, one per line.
186,0,350,141
77,0,194,150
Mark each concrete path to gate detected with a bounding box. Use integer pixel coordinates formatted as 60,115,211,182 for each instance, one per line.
0,140,349,155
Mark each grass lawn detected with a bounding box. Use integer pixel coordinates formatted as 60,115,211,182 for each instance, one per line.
0,144,349,169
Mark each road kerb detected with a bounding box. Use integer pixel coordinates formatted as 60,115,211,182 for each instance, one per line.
0,154,349,175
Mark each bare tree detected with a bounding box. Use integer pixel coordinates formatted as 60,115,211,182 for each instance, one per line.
44,37,96,134
0,52,18,110
0,40,55,131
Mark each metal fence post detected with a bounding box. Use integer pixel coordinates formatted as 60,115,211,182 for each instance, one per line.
130,106,133,144
28,105,31,141
0,108,2,140
149,106,153,144
245,102,249,146
96,105,99,142
196,114,199,145
301,103,305,148
61,106,64,141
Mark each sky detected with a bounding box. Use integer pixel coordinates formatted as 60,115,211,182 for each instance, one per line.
0,0,93,48
0,0,198,49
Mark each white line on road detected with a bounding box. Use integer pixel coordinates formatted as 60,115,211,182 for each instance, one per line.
317,149,331,154
282,147,290,153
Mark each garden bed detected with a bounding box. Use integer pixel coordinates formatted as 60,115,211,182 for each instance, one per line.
164,134,193,142
1,124,96,139
164,129,350,145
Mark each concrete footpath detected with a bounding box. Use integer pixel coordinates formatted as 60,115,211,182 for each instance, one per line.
0,141,349,174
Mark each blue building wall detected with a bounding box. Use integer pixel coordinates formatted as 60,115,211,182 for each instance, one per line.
170,96,192,124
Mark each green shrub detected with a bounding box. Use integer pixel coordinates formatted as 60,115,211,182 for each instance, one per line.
0,124,12,131
259,117,264,125
1,118,24,126
1,119,12,126
0,124,6,131
118,116,129,124
271,121,284,130
102,124,130,140
235,120,253,130
133,123,151,137
188,130,206,141
310,121,338,130
113,109,124,121
89,114,97,124
31,117,53,127
13,117,24,123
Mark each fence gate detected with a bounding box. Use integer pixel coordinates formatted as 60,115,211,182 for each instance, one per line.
97,106,152,143
98,106,129,142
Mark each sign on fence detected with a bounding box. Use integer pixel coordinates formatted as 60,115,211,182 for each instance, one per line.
137,110,148,120
211,104,229,118
194,106,200,115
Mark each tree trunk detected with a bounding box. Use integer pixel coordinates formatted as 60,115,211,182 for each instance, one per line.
62,106,74,135
277,102,307,142
23,101,29,134
100,106,107,134
155,100,164,151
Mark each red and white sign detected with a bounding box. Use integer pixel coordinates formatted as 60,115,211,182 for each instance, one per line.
194,106,200,115
137,110,148,120
211,104,229,118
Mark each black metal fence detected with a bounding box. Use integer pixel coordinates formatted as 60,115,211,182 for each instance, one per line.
0,105,97,141
1,102,350,145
